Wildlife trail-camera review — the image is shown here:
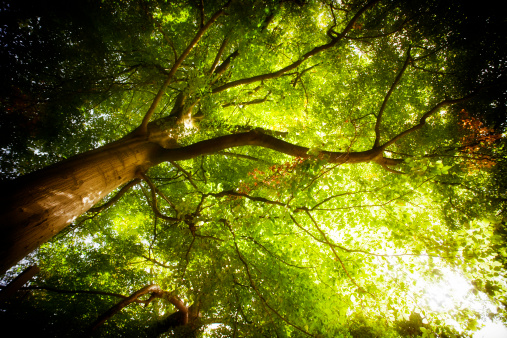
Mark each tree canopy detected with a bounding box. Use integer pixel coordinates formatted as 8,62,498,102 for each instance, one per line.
1,0,506,337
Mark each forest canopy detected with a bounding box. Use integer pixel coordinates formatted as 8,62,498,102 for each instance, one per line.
0,0,506,337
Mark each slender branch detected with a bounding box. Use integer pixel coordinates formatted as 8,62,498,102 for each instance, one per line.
185,236,196,262
222,91,271,108
346,15,414,41
373,48,411,148
311,189,372,210
211,0,379,93
381,94,476,150
170,161,199,190
199,0,205,28
381,163,405,174
225,221,314,337
138,1,230,133
142,255,173,269
209,190,286,207
19,285,152,303
88,179,140,214
212,50,240,83
292,64,321,87
304,210,370,295
139,173,180,222
242,236,314,269
141,1,178,63
209,36,229,75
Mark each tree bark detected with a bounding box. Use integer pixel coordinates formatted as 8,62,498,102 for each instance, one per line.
0,137,162,275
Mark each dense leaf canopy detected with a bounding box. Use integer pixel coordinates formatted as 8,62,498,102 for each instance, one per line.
1,0,506,337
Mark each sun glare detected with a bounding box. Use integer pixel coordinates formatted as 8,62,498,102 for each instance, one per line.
421,269,507,336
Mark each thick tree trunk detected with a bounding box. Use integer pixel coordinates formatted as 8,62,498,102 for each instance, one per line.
0,137,162,274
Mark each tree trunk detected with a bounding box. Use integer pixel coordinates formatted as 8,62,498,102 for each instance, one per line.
0,136,162,274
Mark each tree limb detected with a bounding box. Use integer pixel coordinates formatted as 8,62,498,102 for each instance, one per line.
303,210,370,295
19,285,149,304
211,0,380,93
380,94,476,150
138,1,231,134
88,179,141,214
90,284,187,332
139,173,180,222
209,190,286,207
90,284,161,331
373,48,411,148
170,161,199,190
225,221,314,337
154,130,389,166
209,36,229,75
222,91,271,108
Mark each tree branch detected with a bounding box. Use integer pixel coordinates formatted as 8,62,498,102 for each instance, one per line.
209,190,286,207
224,221,314,337
303,210,370,295
142,255,173,269
241,236,314,269
19,285,150,304
88,179,140,214
373,48,411,148
170,161,199,190
139,173,180,222
90,284,162,331
89,284,188,332
138,1,230,134
211,50,240,84
211,0,379,93
222,91,271,108
154,130,387,166
209,36,229,75
381,93,476,150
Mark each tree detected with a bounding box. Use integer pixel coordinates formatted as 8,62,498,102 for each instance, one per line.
1,0,506,336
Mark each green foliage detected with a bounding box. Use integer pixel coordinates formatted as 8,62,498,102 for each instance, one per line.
1,0,507,337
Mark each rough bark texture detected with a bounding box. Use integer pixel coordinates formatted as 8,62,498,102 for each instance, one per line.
0,137,162,274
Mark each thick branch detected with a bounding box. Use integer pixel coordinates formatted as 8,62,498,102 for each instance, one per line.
90,284,164,332
373,48,411,148
139,1,230,133
0,265,39,302
211,0,379,93
217,151,268,163
154,130,386,165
